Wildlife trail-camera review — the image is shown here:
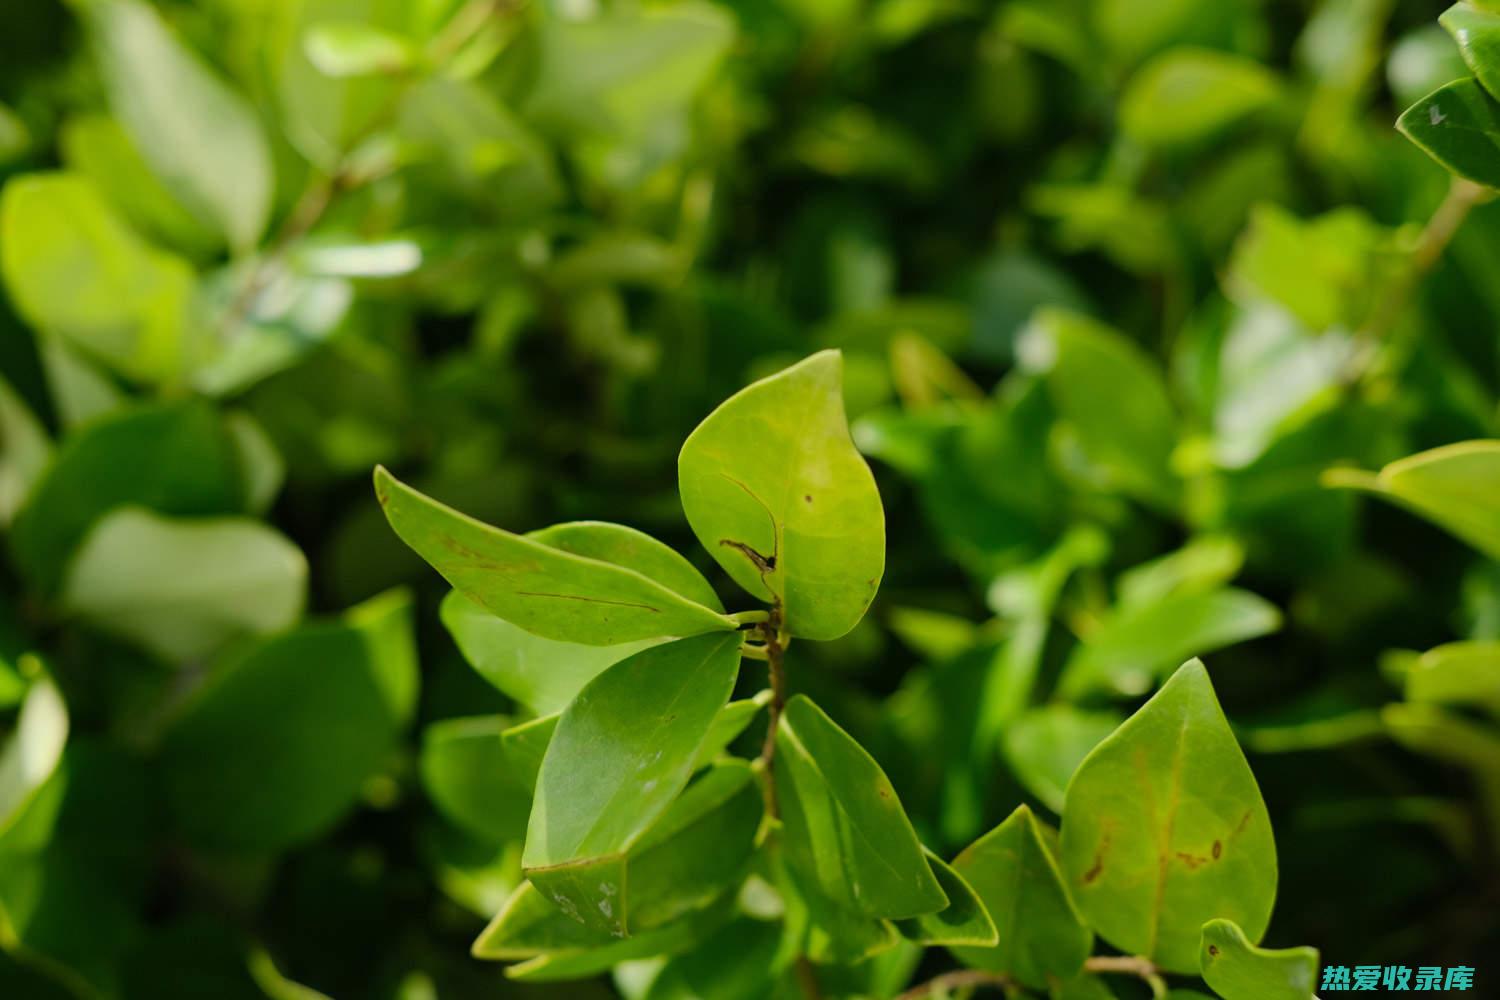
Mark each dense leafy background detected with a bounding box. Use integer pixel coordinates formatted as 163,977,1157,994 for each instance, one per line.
1,0,1498,996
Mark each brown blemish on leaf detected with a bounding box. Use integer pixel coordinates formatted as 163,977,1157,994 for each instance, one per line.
1233,810,1252,837
803,494,813,503
1083,829,1111,884
515,592,661,612
1212,839,1223,860
1176,851,1208,870
1208,945,1220,957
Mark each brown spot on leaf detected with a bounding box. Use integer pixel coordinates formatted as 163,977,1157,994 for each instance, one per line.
1083,830,1110,884
1233,811,1252,837
1208,945,1219,957
803,494,813,504
1212,840,1223,860
1176,852,1208,870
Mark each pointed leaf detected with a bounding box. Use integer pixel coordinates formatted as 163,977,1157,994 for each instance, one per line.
1200,919,1319,1000
776,694,948,919
1325,441,1500,559
1397,78,1500,188
950,805,1091,988
895,849,997,947
678,350,885,640
523,632,743,935
376,468,734,645
1059,660,1277,973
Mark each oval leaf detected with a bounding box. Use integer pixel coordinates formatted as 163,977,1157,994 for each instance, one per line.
375,467,734,645
776,694,948,920
1443,2,1500,102
1397,78,1500,188
1200,919,1319,1000
1059,659,1277,973
523,632,743,936
678,350,885,640
950,805,1091,988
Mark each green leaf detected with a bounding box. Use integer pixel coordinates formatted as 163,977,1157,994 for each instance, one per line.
0,376,50,527
678,350,885,640
1119,48,1280,150
1017,308,1179,510
1002,705,1124,814
87,0,273,250
776,694,948,920
303,21,414,77
375,468,735,645
0,668,67,837
500,896,736,982
59,508,306,666
1200,919,1319,1000
1404,641,1500,717
11,401,247,594
522,632,743,936
1059,660,1277,973
1397,77,1500,188
420,716,532,844
894,849,998,947
499,714,559,795
1325,441,1500,559
159,590,417,851
950,805,1091,988
1443,2,1500,101
0,172,201,385
477,761,761,958
1058,588,1282,697
526,522,724,612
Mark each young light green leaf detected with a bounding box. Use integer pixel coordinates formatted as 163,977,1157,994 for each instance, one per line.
776,694,948,920
376,468,735,646
678,350,885,640
303,21,414,78
1404,641,1500,716
0,172,201,385
1443,2,1500,101
1058,588,1281,697
60,508,307,666
1119,48,1280,150
894,849,998,947
159,590,417,850
1397,78,1500,188
1017,308,1179,511
1060,660,1278,973
87,0,273,249
523,632,743,936
1200,919,1319,1000
1324,441,1500,559
0,376,50,527
1117,537,1245,610
950,805,1091,988
0,668,68,837
1002,705,1124,814
420,716,532,845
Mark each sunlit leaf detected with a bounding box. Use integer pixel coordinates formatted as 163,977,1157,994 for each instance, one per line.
1199,918,1319,1000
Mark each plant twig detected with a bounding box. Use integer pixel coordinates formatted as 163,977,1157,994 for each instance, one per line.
895,969,1017,999
1085,955,1167,997
756,606,788,820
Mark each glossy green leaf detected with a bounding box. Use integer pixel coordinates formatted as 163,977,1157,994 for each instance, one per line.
1059,660,1277,973
523,632,743,935
478,760,760,957
0,669,67,837
159,590,417,850
1325,441,1500,559
639,917,784,1000
1002,705,1124,814
526,522,723,612
60,508,306,666
1443,2,1500,101
1200,918,1319,1000
1059,588,1281,697
1397,77,1500,188
1017,308,1179,510
894,849,997,947
500,896,736,982
678,350,885,640
776,694,948,920
11,401,246,594
376,468,734,645
87,0,273,249
1120,48,1280,150
420,716,532,844
1404,641,1500,716
303,21,414,77
0,172,201,385
950,805,1091,987
499,714,559,795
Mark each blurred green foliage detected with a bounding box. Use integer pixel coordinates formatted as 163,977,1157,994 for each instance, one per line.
1,0,1499,996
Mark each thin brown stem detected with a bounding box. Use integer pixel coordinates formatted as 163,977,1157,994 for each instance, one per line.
1085,955,1167,997
756,606,788,820
894,969,1017,1000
